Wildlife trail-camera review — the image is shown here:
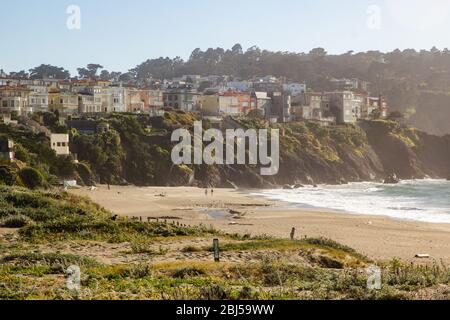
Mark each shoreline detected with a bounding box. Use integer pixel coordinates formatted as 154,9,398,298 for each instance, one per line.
70,185,450,264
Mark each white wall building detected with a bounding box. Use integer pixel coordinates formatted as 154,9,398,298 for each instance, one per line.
50,134,70,156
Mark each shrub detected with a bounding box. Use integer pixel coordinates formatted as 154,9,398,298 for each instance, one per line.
199,285,230,300
172,267,206,279
13,144,30,163
19,167,46,189
0,214,33,228
130,264,152,279
0,166,17,186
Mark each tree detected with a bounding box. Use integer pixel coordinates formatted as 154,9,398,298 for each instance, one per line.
231,43,243,55
9,70,29,78
309,48,327,57
29,64,70,79
56,155,76,178
77,64,104,79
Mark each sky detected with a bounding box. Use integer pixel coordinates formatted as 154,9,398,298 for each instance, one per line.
1,0,450,75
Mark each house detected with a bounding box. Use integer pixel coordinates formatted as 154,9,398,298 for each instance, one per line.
226,80,253,92
198,95,220,115
72,85,106,113
105,86,126,113
125,87,145,112
269,91,291,122
283,83,307,96
50,134,70,156
163,84,201,112
330,78,370,92
325,91,355,124
137,89,164,112
78,93,102,113
253,77,282,93
252,92,272,116
199,91,257,116
0,138,15,161
0,85,31,115
223,91,256,115
49,90,79,115
324,91,365,124
363,95,389,119
28,85,49,113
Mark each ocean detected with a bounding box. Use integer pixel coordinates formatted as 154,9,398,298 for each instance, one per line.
252,180,450,224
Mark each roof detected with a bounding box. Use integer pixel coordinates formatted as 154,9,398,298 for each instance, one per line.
254,92,269,99
0,85,31,91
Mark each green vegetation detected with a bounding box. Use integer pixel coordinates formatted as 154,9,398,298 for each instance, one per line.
0,186,448,300
18,167,46,189
0,124,76,188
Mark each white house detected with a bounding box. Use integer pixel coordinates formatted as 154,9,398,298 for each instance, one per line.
50,134,70,156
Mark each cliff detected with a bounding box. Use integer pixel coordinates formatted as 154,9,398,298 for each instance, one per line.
1,113,449,189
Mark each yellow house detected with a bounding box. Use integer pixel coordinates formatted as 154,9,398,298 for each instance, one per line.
48,90,79,115
198,95,220,115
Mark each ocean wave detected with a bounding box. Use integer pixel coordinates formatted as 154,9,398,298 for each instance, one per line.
252,180,450,224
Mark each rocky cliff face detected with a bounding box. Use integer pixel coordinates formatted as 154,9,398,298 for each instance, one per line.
200,120,450,188
71,114,450,188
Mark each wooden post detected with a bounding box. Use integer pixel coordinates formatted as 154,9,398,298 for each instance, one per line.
213,239,220,262
290,227,296,240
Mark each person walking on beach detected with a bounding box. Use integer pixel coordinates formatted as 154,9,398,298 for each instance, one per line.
205,189,208,197
211,189,214,197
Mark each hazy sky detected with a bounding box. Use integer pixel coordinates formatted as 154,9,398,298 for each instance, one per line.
1,0,450,74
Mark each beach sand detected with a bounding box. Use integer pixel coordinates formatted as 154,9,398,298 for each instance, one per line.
70,185,450,264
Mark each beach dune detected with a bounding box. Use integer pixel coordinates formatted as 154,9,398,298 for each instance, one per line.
71,185,450,264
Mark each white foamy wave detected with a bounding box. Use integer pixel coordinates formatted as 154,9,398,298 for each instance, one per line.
252,180,450,224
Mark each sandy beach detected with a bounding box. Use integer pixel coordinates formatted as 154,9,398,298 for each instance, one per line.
70,185,450,264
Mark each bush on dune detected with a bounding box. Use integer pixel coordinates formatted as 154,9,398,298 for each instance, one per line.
18,167,46,190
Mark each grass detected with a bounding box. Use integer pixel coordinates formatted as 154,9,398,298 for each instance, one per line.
0,186,222,243
0,186,448,300
1,250,447,300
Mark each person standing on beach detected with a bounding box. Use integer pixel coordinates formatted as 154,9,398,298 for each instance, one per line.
211,189,214,197
205,189,208,196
